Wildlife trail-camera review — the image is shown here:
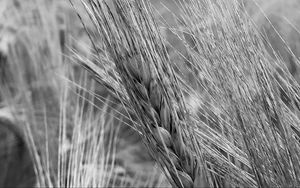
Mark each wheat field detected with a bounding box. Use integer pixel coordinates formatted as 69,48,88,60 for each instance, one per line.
0,0,300,187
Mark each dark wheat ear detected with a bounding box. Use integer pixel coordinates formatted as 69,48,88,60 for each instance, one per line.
0,118,36,188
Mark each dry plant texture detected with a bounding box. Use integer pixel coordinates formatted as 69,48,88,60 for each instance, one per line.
1,0,300,187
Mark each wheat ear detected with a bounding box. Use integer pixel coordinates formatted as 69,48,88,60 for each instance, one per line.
79,0,204,187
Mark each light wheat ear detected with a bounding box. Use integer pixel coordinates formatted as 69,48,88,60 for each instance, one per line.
78,0,210,187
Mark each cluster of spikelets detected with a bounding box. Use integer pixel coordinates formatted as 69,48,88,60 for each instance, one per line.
77,0,300,187
76,1,205,187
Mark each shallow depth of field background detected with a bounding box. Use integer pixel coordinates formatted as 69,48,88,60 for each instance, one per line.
0,0,300,187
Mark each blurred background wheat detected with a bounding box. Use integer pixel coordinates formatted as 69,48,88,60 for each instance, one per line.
0,0,300,187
